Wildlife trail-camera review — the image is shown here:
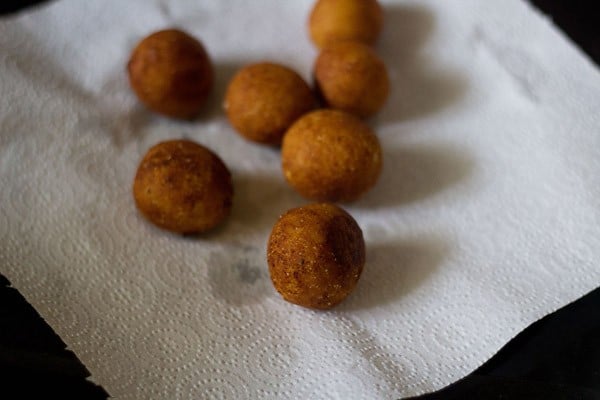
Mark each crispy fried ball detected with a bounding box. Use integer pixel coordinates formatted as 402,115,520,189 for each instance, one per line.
267,203,365,309
133,140,233,234
314,41,389,118
309,0,383,49
281,109,382,202
224,62,316,146
127,29,213,119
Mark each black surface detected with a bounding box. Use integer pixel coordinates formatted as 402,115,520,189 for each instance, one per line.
409,288,600,399
1,0,598,66
530,0,600,65
0,0,51,15
0,275,109,399
476,289,600,390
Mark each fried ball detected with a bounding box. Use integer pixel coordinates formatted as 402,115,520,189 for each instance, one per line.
314,41,389,118
267,203,365,309
133,140,233,234
309,0,383,49
127,29,213,119
224,62,315,146
281,109,382,202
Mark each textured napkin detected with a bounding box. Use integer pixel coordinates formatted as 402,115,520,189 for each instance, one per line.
1,0,600,398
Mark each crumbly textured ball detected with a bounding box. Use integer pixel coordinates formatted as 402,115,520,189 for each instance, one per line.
224,62,315,146
133,140,233,234
127,29,213,119
315,41,389,118
267,203,365,309
281,109,382,202
309,0,383,49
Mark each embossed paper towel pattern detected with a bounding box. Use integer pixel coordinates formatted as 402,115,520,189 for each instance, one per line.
1,0,600,399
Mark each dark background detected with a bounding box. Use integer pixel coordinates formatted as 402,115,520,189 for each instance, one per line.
530,0,599,64
1,0,597,65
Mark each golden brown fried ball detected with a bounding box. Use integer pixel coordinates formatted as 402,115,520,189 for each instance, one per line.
133,140,233,234
281,109,382,202
267,203,365,309
224,62,315,146
314,41,389,118
127,29,213,119
309,0,383,49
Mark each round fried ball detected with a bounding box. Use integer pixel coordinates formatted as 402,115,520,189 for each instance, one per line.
127,29,213,119
224,62,315,146
314,41,389,118
309,0,383,49
282,109,382,202
133,140,233,234
267,203,365,309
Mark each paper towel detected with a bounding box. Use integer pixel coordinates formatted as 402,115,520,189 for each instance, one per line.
1,0,599,398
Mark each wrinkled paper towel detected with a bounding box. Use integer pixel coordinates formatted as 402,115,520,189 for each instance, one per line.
1,0,599,398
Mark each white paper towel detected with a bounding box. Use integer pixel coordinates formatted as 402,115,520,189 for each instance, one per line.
1,0,600,398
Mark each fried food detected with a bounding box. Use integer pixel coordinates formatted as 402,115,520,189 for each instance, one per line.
224,62,315,146
281,109,382,202
314,41,389,118
133,140,233,234
309,0,383,49
127,29,213,119
267,203,365,309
